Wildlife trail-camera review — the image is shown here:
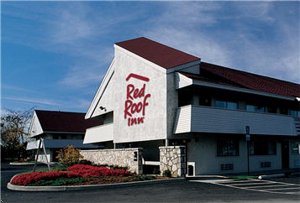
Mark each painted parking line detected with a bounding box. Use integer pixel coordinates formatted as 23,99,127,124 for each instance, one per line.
190,178,300,195
246,184,297,189
267,187,300,191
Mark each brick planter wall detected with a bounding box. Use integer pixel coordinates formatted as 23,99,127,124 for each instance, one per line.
159,146,186,177
80,148,143,174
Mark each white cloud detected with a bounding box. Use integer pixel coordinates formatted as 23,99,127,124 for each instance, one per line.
143,2,299,83
49,4,94,45
60,64,104,88
146,28,231,66
2,96,59,107
142,2,232,68
2,1,299,113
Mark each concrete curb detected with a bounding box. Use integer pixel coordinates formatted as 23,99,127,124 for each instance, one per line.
9,162,56,166
9,162,36,166
7,178,185,192
186,175,229,181
258,173,285,180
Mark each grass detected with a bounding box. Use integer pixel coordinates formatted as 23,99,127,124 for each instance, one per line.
29,177,86,186
232,175,257,181
34,163,67,172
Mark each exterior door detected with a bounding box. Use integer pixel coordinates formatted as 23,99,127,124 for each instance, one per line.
281,141,289,169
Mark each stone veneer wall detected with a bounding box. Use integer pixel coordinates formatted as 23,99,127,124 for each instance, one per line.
159,146,186,177
80,148,143,174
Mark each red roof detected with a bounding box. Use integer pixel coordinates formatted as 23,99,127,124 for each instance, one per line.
200,62,300,98
35,110,101,133
116,37,200,69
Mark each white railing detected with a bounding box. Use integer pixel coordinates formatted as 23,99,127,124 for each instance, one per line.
84,123,113,144
174,105,296,136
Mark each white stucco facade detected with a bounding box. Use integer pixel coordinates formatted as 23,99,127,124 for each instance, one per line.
85,44,199,144
84,37,300,175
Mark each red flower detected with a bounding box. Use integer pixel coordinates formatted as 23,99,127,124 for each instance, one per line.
11,164,131,186
11,171,80,186
68,164,130,177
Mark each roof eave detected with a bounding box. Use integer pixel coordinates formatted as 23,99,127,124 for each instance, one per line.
190,79,296,101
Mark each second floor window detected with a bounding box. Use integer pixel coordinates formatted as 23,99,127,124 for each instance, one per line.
288,110,300,117
215,100,238,110
246,104,266,113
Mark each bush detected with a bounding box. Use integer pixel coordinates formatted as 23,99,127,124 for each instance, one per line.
11,164,132,186
11,171,80,186
78,159,93,165
132,175,155,181
50,164,68,171
56,145,83,166
108,165,129,170
29,177,85,186
67,164,131,177
163,169,172,177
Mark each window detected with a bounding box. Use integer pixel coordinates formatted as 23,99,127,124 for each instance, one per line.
280,107,288,115
250,141,276,155
217,138,239,156
199,97,211,106
267,106,277,114
215,100,238,110
288,110,300,117
291,142,300,154
246,104,266,113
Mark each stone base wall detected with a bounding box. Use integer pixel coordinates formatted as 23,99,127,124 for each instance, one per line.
80,148,143,174
159,146,186,177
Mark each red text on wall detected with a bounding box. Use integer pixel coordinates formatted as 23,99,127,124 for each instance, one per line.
124,73,151,127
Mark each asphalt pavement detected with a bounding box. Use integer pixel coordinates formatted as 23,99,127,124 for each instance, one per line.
1,163,300,203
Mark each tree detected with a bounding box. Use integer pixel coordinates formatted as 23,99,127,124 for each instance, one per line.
1,108,33,161
56,145,83,166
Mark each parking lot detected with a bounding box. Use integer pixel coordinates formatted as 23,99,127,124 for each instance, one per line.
190,175,300,195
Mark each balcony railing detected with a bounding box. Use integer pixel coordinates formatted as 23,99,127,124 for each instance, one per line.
174,105,297,136
84,123,113,144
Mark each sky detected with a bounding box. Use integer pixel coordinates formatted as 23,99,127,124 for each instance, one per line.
1,1,300,113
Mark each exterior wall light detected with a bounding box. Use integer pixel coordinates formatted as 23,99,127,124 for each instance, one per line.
99,106,107,111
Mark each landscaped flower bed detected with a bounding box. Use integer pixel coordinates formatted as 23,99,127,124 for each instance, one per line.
68,164,130,177
10,164,160,186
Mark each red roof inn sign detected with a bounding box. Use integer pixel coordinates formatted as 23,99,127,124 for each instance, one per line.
124,73,151,127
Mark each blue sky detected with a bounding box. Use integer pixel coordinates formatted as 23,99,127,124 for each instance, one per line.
1,1,300,113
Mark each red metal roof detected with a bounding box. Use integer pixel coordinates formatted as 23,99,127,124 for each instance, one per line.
117,37,299,98
35,110,101,133
200,62,300,98
116,37,200,69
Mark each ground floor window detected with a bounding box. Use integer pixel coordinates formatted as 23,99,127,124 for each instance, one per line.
291,142,300,154
217,138,239,156
250,140,276,155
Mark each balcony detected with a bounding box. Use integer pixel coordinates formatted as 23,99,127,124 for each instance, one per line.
84,123,113,144
26,139,98,150
174,105,297,136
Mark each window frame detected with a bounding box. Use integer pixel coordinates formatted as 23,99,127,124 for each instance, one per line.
250,140,277,156
217,138,240,157
215,100,238,110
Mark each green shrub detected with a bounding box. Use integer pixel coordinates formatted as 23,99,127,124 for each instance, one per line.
108,165,129,170
35,164,67,172
132,175,155,181
56,145,83,166
163,169,172,177
29,177,85,186
50,164,68,171
78,159,93,165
